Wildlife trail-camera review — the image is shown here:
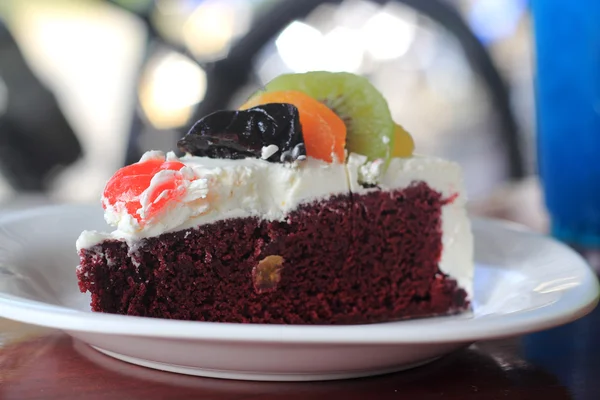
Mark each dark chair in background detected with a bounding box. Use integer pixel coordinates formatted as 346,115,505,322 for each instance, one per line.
0,22,82,192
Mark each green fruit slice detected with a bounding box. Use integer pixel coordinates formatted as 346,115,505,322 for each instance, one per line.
255,71,395,163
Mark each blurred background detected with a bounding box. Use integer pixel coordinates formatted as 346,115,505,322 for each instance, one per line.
0,0,538,217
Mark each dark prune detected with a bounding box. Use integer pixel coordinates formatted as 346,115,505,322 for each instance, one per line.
177,103,306,163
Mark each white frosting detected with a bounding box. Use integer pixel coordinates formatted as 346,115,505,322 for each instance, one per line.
77,151,473,298
261,145,279,159
358,158,385,186
77,151,349,246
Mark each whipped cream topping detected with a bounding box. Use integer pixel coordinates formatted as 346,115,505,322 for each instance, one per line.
261,145,279,160
77,151,349,248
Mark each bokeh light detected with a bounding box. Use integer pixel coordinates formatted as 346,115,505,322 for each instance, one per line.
139,51,207,130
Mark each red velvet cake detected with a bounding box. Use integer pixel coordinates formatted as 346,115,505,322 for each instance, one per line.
76,72,473,324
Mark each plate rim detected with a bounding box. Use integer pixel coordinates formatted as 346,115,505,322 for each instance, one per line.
0,204,598,344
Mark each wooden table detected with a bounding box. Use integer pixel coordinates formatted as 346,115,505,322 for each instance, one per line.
1,181,599,400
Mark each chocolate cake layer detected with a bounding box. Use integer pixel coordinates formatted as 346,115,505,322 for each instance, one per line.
77,182,468,324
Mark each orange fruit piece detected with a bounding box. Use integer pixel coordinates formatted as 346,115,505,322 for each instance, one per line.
391,124,415,158
241,90,346,163
103,158,186,223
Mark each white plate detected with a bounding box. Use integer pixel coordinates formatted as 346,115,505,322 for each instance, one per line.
0,205,597,381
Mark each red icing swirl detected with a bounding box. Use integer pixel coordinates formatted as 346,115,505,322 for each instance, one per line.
103,158,186,223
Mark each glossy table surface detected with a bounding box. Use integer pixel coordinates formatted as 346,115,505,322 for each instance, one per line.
1,181,599,400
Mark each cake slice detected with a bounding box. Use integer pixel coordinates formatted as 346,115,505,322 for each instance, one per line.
76,72,473,324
